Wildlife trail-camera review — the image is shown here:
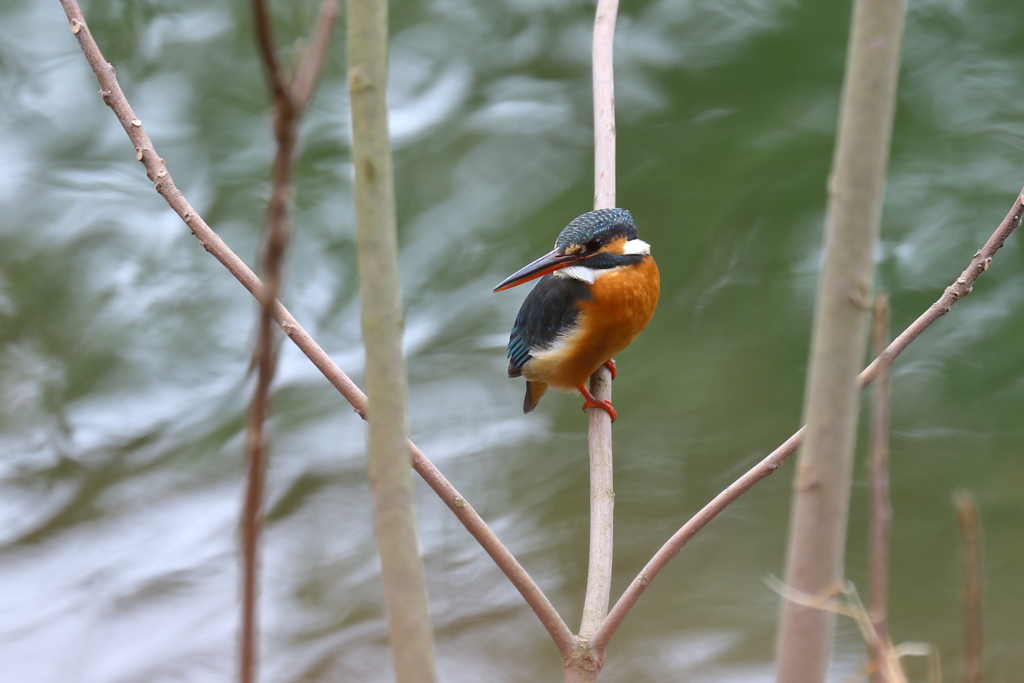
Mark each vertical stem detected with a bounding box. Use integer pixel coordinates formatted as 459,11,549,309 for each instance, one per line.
240,2,299,680
592,0,617,212
775,1,906,681
348,0,438,681
580,0,619,645
240,373,268,683
581,368,614,640
954,491,984,683
566,2,620,681
867,294,892,682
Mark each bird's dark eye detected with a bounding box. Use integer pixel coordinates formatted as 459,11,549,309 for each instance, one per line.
586,238,603,252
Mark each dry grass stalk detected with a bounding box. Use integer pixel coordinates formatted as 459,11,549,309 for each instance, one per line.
954,491,983,683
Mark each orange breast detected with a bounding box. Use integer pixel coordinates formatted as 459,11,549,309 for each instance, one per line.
524,256,660,392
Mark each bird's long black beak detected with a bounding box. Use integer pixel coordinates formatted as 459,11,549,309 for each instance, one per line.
493,249,579,292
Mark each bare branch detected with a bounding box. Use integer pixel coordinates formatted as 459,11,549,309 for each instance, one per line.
592,187,1024,653
857,190,1024,390
56,0,575,656
867,293,892,683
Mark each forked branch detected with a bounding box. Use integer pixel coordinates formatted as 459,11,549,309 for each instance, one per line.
591,187,1024,654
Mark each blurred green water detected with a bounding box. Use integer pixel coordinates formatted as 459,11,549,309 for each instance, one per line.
2,0,1023,681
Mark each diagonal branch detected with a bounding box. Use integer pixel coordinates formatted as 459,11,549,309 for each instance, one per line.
591,187,1024,655
56,0,575,657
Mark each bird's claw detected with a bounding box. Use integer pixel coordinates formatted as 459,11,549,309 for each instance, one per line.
578,384,617,422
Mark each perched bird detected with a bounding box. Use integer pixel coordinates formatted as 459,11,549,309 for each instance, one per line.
493,208,659,421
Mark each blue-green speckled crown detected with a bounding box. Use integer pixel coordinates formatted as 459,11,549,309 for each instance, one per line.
554,208,637,253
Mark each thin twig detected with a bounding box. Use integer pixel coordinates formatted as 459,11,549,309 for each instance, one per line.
867,293,892,683
578,0,620,649
292,0,341,109
56,0,575,656
592,186,1024,654
248,0,291,113
954,491,983,683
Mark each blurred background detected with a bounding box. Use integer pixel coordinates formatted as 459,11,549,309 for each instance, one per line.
2,0,1023,681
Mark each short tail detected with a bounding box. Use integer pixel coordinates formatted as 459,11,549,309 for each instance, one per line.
523,381,548,413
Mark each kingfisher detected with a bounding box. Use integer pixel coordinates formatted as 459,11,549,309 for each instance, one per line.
493,208,659,422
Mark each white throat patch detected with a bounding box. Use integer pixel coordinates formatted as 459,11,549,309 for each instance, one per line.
554,266,601,284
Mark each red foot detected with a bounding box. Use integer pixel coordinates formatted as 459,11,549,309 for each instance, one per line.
602,359,618,379
578,384,617,422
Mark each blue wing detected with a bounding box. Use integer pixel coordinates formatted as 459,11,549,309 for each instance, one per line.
507,274,592,377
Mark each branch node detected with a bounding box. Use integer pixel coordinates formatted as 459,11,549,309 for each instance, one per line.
130,118,142,127
70,19,82,34
453,496,466,508
135,147,144,160
348,67,373,93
